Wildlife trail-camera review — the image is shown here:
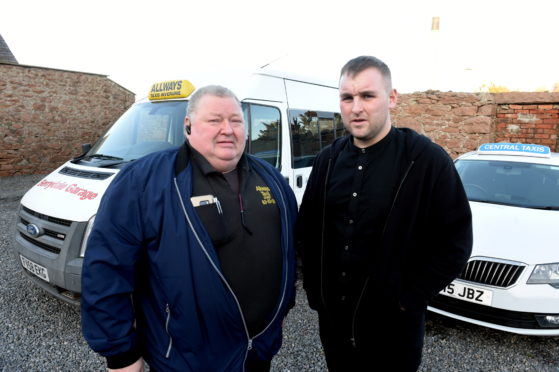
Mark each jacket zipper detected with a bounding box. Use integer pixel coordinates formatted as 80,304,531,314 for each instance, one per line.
174,178,253,350
319,158,333,308
174,167,290,368
248,162,290,339
381,161,415,237
165,303,173,358
350,277,369,348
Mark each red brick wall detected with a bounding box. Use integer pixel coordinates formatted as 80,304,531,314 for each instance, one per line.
0,63,135,177
392,91,559,158
493,93,559,151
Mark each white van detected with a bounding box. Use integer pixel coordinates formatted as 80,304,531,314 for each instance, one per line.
13,70,342,304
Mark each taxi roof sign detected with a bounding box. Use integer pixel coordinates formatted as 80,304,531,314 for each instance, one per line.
148,80,195,101
478,143,551,158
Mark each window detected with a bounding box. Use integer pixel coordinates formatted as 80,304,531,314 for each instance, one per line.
89,101,187,161
243,103,281,168
290,110,345,169
319,116,335,149
456,159,559,209
334,113,345,139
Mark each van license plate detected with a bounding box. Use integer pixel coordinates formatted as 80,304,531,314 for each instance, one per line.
20,255,50,282
440,281,492,306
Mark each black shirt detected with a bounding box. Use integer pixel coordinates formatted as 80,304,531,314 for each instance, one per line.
189,147,282,337
324,127,404,312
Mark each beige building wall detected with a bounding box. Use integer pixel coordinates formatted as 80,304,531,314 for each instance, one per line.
1,63,135,177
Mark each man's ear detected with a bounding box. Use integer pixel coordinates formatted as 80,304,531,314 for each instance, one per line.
389,89,398,109
184,117,191,135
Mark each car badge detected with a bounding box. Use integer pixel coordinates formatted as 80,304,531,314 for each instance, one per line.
26,224,41,238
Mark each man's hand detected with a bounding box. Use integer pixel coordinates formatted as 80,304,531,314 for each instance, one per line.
108,357,144,372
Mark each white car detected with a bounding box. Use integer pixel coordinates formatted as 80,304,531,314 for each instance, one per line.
428,143,559,336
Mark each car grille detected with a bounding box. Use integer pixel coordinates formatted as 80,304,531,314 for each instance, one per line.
459,259,524,288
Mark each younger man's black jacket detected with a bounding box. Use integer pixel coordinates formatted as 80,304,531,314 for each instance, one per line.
296,128,473,317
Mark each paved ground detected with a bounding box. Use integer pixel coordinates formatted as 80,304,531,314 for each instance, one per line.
1,174,558,371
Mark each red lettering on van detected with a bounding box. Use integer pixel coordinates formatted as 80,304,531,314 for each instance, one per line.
65,184,98,200
33,179,97,200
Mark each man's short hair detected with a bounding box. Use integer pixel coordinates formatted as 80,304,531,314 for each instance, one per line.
187,85,241,118
340,56,393,92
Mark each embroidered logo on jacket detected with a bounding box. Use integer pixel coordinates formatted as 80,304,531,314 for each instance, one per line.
256,186,276,205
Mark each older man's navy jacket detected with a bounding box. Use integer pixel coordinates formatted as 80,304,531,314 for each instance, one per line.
81,144,298,371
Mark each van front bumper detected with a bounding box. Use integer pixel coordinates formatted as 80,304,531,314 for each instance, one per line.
12,204,85,305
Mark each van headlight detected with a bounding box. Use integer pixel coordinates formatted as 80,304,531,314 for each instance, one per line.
527,263,559,288
80,215,96,257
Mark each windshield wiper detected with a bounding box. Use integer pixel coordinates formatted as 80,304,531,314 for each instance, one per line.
469,199,520,207
470,199,559,210
469,198,495,204
89,154,124,161
529,206,559,211
96,159,136,168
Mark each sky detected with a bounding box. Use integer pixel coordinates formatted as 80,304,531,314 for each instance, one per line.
2,0,558,98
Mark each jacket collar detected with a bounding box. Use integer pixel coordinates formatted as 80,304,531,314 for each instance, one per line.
174,141,249,176
175,142,191,176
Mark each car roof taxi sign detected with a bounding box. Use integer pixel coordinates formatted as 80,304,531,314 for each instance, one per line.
149,80,195,101
478,143,551,158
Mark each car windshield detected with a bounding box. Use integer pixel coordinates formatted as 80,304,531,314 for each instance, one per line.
82,100,188,165
455,159,559,210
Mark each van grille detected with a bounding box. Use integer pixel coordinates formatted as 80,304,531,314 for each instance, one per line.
19,233,61,254
22,206,72,226
59,166,114,180
459,259,525,288
18,206,74,256
20,218,66,240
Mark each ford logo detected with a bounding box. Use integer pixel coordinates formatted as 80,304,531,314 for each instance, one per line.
26,224,41,238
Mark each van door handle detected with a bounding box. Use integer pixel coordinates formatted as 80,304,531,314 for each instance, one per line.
296,175,303,188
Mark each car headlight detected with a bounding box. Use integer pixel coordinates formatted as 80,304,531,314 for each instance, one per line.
527,263,559,288
79,215,96,257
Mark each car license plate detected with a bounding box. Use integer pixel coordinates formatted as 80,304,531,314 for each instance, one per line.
440,281,492,306
20,255,50,282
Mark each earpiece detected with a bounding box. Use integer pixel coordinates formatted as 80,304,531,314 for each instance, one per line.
185,125,191,135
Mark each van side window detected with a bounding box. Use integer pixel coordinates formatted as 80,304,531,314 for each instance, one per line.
243,103,281,168
334,113,345,139
290,110,346,169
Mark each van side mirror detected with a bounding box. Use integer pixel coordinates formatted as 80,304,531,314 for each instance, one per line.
81,143,92,154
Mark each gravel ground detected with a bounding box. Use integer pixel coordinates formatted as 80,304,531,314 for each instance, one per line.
1,175,558,371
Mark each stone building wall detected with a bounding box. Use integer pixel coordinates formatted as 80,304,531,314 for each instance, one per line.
2,64,559,178
0,63,135,177
393,91,559,157
393,91,496,158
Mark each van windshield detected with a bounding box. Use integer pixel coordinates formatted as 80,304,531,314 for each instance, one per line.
82,100,188,166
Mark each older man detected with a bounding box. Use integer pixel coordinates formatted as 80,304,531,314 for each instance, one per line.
81,85,298,372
